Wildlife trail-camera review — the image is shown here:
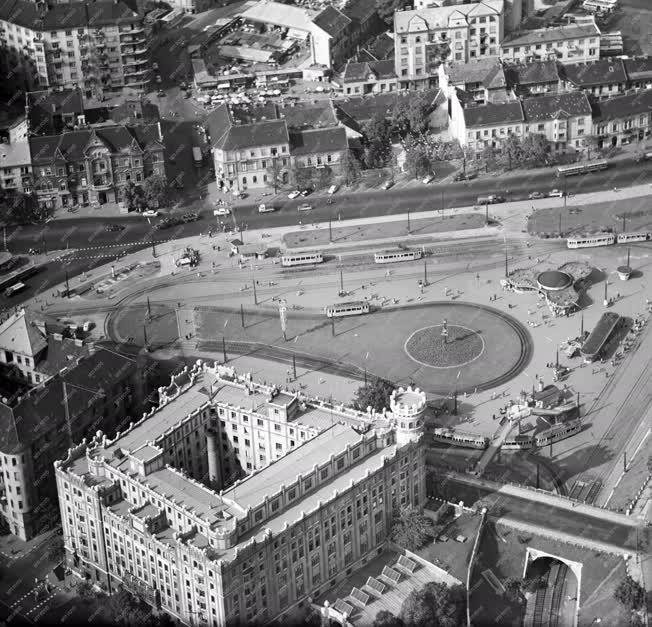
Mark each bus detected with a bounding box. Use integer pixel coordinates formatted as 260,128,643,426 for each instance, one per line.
374,249,422,264
281,251,323,267
567,233,615,249
429,427,489,449
534,419,582,447
4,282,27,297
616,232,651,244
501,435,533,450
556,160,609,177
325,301,370,317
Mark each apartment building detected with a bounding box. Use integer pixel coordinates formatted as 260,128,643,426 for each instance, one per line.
450,90,592,154
438,57,510,104
591,89,652,148
504,59,560,96
412,0,533,32
500,22,601,64
206,102,351,193
29,123,165,210
394,1,505,90
0,119,31,194
0,323,142,540
0,0,150,96
55,361,427,625
560,58,627,98
623,57,652,92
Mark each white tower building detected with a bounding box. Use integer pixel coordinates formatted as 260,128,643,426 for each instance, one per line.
390,386,427,446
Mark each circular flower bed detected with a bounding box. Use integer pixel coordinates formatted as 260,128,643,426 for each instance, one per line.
405,324,484,368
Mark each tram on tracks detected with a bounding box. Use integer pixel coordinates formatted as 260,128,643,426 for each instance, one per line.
374,249,422,264
280,251,324,266
429,427,489,450
325,301,370,317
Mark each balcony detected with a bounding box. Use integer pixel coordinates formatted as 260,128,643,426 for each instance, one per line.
119,26,144,35
92,177,112,189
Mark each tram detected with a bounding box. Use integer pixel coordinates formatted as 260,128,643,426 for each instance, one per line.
533,419,582,447
556,159,609,177
430,427,489,450
374,249,422,264
325,301,370,317
281,251,323,267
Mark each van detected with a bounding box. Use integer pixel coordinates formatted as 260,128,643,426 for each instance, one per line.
477,195,504,205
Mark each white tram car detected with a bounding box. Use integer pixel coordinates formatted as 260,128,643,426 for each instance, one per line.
430,427,489,450
281,251,324,267
325,301,370,317
374,249,422,264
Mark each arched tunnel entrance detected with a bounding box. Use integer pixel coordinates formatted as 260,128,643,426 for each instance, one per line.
523,550,582,627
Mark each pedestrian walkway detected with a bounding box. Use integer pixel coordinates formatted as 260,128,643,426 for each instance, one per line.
474,419,515,476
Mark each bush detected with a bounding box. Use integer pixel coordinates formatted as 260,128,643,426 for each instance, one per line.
391,508,435,552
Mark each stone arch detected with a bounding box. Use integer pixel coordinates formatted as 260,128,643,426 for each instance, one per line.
524,548,582,585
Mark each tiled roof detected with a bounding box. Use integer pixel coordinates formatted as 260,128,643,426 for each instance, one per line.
504,60,560,86
0,346,135,453
463,100,524,127
289,126,348,155
312,5,351,37
0,138,30,168
341,59,396,83
28,125,159,164
592,89,652,122
0,310,47,358
561,59,627,87
502,23,600,48
342,0,377,24
240,0,315,32
0,0,140,31
447,58,506,90
279,101,338,129
206,103,289,150
624,57,652,81
395,0,503,33
336,89,440,122
521,91,592,121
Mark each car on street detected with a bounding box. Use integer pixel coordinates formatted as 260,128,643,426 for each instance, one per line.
422,173,435,184
181,212,199,223
528,191,545,199
477,195,504,204
382,180,394,190
155,75,162,84
143,210,159,217
105,224,125,231
155,217,182,230
157,90,165,97
258,204,275,213
328,184,338,195
454,171,476,181
298,203,312,211
549,189,565,197
152,62,159,70
288,190,301,199
300,188,312,196
214,206,231,216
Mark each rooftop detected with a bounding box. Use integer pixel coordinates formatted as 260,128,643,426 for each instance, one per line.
591,89,652,122
521,91,592,121
504,60,560,86
502,22,600,47
561,58,627,86
394,0,504,33
240,0,315,32
463,100,524,127
581,312,620,356
446,58,506,90
289,126,348,156
0,309,46,357
623,56,652,81
312,5,351,38
340,59,396,83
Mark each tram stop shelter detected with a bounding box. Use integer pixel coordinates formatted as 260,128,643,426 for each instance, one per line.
502,262,593,316
580,311,621,362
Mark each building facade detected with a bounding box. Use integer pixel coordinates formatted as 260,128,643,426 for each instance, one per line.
0,119,31,194
438,58,510,105
394,1,505,90
338,59,398,96
54,361,427,625
29,124,164,210
591,89,652,148
500,22,601,64
412,0,532,32
0,0,150,96
0,336,141,540
560,58,627,99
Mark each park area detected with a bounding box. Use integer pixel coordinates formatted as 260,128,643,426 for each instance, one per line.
282,213,490,248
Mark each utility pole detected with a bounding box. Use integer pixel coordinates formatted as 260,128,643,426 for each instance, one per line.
555,348,559,369
143,324,148,349
485,202,488,224
536,463,540,489
558,212,562,237
407,209,411,234
240,303,245,328
627,247,631,267
604,280,608,306
453,390,458,415
146,296,152,321
252,272,258,305
580,312,584,336
222,337,227,363
329,217,332,243
339,269,344,295
2,226,6,252
423,258,428,287
504,247,509,278
331,316,335,337
65,270,70,298
622,215,626,234
152,243,157,258
623,451,627,472
364,367,367,385
293,354,297,380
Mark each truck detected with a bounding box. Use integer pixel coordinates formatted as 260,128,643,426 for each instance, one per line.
192,146,203,167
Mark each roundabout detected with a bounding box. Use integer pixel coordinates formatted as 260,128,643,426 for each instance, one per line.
405,324,485,369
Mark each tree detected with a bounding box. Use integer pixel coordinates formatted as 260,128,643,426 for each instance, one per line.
373,610,405,627
502,134,523,171
375,0,409,26
503,578,524,605
519,133,549,166
76,580,96,598
481,145,499,172
363,113,393,169
404,143,432,180
47,537,66,563
614,575,645,610
522,576,547,594
400,581,466,627
291,166,315,190
142,173,169,208
391,507,435,551
352,378,394,413
122,181,146,212
582,134,601,161
340,149,362,186
0,189,51,225
266,158,285,193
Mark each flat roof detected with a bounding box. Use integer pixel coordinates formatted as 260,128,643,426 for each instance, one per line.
581,312,620,356
223,423,363,510
502,22,600,47
240,0,315,32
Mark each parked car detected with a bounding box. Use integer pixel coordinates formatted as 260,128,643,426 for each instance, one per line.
422,173,435,184
382,180,394,190
528,191,545,200
298,203,312,211
549,189,565,198
300,188,312,197
288,190,301,199
143,210,159,217
477,195,504,204
214,206,231,216
328,184,338,195
258,204,275,213
105,224,125,231
181,212,199,223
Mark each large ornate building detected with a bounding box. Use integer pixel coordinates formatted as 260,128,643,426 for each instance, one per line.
55,361,427,625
